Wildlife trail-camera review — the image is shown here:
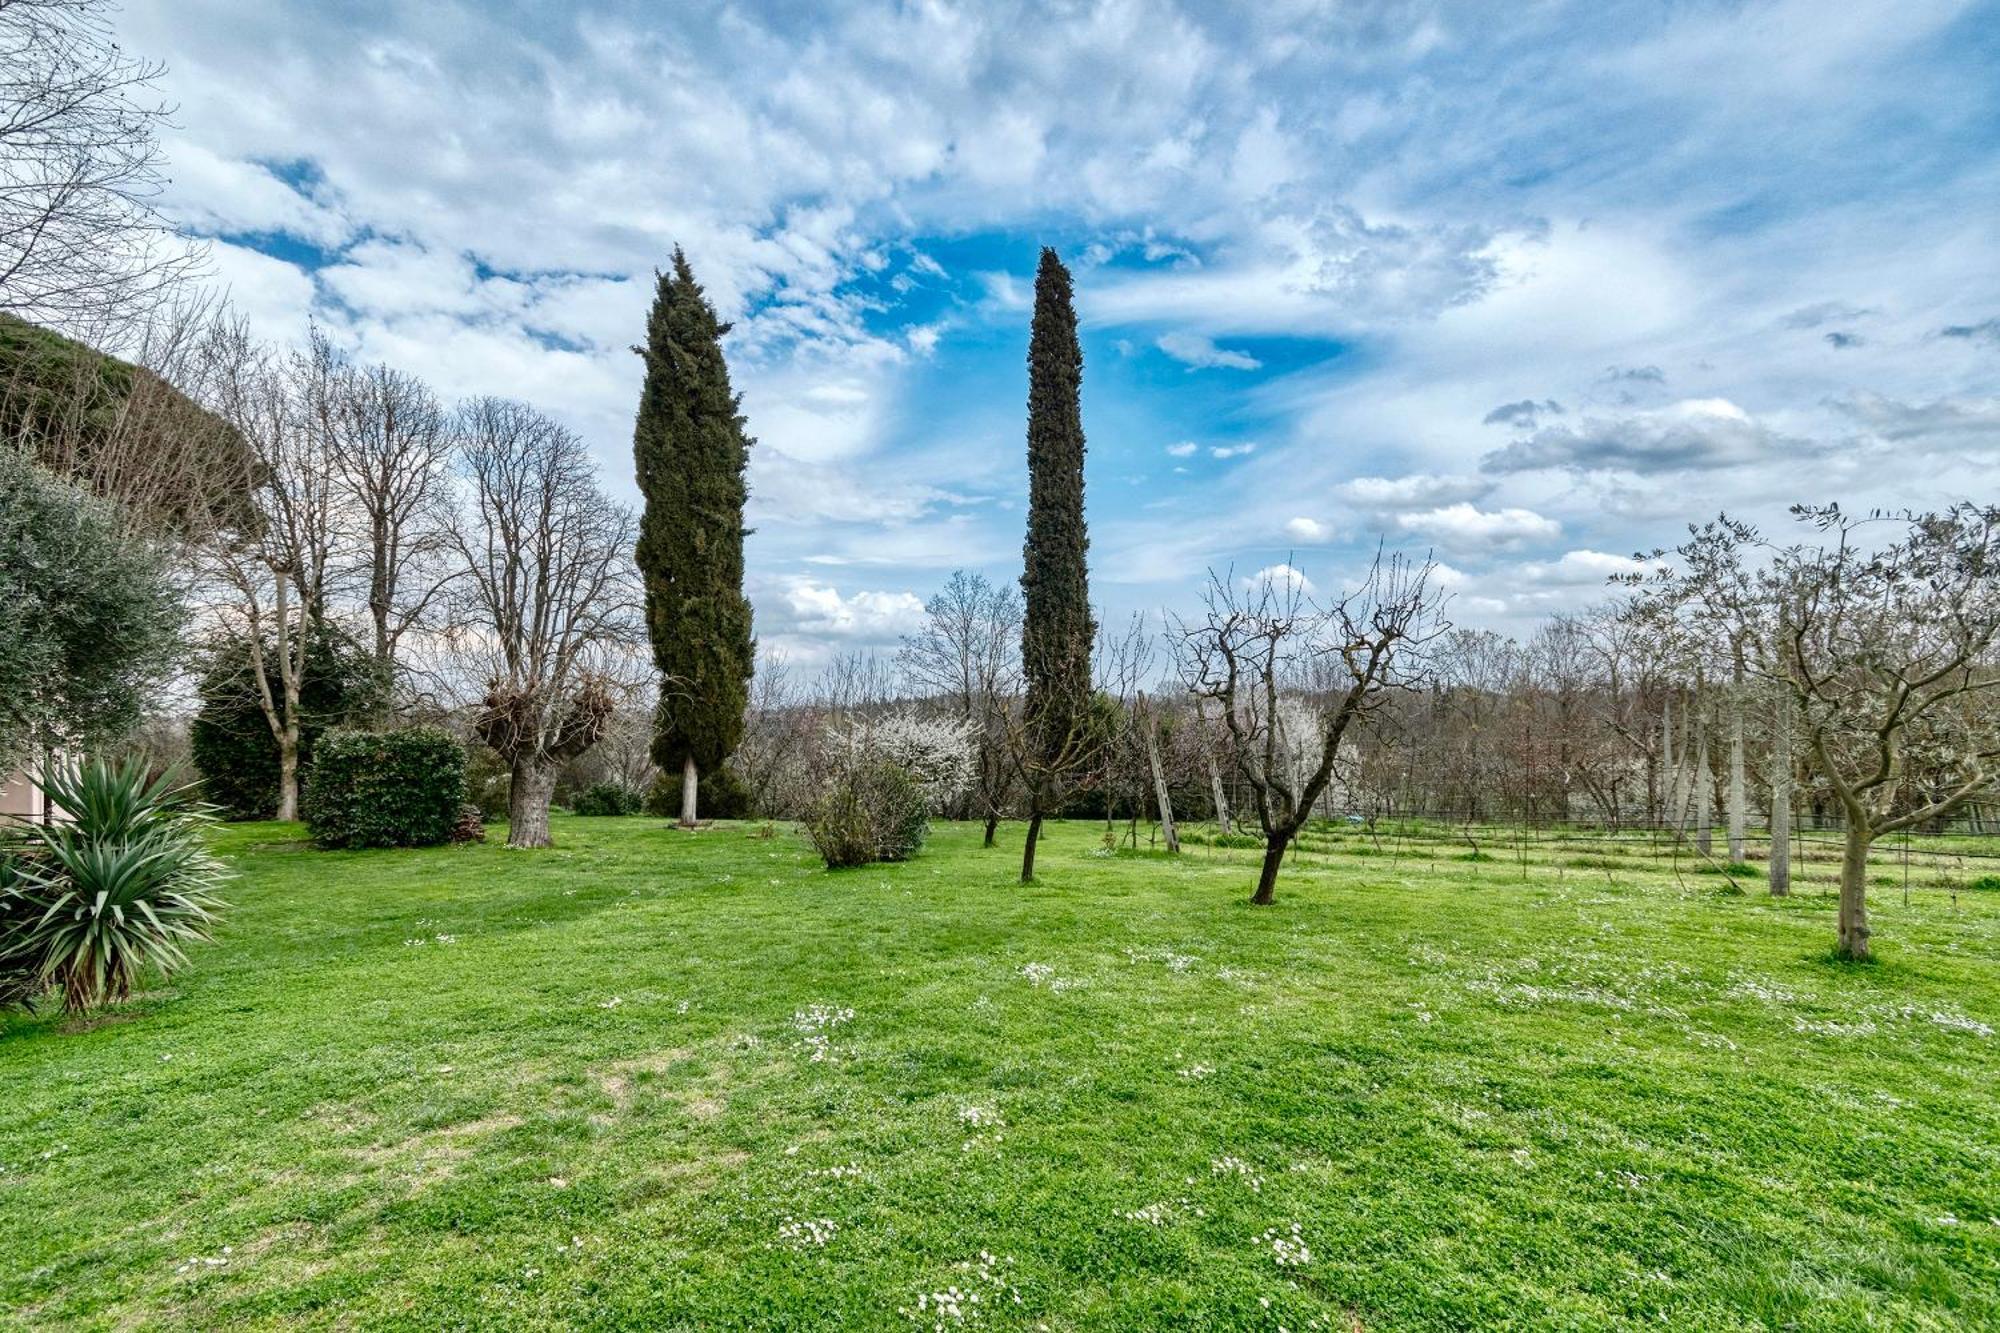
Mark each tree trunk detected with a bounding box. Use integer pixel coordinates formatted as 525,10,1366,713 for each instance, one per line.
1020,810,1044,883
1252,831,1288,905
1207,752,1230,834
508,759,557,849
1661,694,1677,829
983,810,1000,848
1727,667,1746,864
276,724,300,822
1694,698,1713,857
1837,825,1872,961
679,754,698,828
1769,686,1792,896
1141,697,1179,854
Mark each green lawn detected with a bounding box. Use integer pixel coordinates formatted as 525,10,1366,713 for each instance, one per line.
3,818,1998,1330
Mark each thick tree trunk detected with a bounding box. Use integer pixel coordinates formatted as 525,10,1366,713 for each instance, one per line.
1769,687,1792,896
276,725,300,822
679,754,698,828
1207,753,1230,835
1020,810,1044,883
508,759,557,849
983,810,1000,848
1252,832,1288,906
1837,825,1872,960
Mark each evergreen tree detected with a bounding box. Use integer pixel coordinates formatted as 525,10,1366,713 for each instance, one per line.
189,624,377,820
1018,248,1096,881
632,249,755,827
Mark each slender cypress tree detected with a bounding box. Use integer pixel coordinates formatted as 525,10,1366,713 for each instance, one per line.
632,248,755,827
1018,247,1095,882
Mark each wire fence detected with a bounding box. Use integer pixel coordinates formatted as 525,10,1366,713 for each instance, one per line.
1151,809,2000,900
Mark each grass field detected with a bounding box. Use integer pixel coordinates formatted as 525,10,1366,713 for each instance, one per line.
3,817,1998,1330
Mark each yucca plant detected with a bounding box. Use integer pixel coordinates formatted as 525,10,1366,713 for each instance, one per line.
0,760,229,1014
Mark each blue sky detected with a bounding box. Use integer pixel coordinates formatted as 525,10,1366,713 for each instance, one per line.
128,0,2000,669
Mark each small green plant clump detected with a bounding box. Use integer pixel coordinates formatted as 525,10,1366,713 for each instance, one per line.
0,760,229,1014
803,760,929,868
572,782,644,817
302,728,467,849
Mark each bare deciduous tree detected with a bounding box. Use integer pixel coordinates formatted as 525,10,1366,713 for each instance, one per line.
446,397,640,849
1174,555,1446,905
898,570,1021,846
323,351,454,700
196,331,348,821
1658,505,2000,959
0,0,203,338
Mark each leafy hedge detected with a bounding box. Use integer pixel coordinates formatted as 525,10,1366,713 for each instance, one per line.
302,728,467,849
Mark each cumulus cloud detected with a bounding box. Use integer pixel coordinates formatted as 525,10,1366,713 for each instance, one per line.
1210,442,1257,459
1245,562,1314,596
1338,474,1489,511
1482,398,1804,474
1482,398,1564,427
1395,503,1561,546
1284,516,1329,543
775,577,925,637
1165,441,1199,457
1517,549,1651,585
1156,331,1261,370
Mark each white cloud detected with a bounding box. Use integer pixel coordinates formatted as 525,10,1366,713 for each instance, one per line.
1395,503,1561,546
1284,516,1329,543
1245,562,1314,596
776,577,925,638
1165,441,1199,457
1156,330,1261,370
1517,549,1651,585
1210,442,1257,459
1339,474,1489,511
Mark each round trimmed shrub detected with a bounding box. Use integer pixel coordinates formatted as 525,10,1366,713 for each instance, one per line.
302,728,467,849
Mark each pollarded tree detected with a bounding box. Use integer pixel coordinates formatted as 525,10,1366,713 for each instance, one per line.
632,249,755,828
1173,555,1446,905
1016,247,1096,882
448,398,641,849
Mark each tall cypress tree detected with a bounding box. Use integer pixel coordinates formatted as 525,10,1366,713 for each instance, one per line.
1018,247,1095,882
632,248,755,827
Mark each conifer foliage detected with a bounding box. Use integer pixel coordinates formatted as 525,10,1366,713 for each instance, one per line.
1018,248,1096,881
631,249,756,826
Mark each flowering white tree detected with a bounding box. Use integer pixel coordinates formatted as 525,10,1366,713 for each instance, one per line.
829,713,977,812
